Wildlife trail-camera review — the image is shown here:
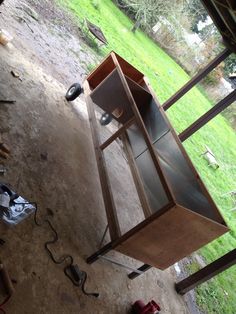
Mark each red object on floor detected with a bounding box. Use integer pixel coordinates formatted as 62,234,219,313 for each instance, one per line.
132,300,161,314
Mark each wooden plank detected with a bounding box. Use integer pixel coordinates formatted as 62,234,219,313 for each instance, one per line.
179,89,236,142
111,52,174,203
115,53,144,84
162,48,231,111
121,132,152,218
100,117,135,150
175,248,236,295
87,51,145,90
87,54,115,89
116,205,228,270
84,81,121,240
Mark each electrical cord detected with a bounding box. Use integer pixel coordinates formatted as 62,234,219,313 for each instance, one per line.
15,201,99,298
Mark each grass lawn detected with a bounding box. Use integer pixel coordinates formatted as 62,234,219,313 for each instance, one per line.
60,0,236,312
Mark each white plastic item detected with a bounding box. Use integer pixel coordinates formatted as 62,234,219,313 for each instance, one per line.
0,29,13,46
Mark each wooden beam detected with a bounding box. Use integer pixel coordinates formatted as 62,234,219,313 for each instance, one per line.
100,117,135,150
162,48,231,111
179,89,236,142
175,249,236,295
84,81,121,241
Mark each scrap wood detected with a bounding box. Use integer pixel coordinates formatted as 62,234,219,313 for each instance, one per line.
86,19,108,45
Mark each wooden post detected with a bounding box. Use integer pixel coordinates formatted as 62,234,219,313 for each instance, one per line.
100,118,135,150
175,249,236,295
179,89,236,142
162,48,231,111
84,81,121,240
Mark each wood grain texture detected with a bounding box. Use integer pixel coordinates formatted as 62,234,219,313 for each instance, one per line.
87,54,115,89
116,204,228,270
115,53,144,84
87,51,145,90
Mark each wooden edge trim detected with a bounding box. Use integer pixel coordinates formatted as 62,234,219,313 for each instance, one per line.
86,51,114,83
83,80,121,240
111,53,174,203
175,203,229,230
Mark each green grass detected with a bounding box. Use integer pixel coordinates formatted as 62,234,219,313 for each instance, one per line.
60,1,236,312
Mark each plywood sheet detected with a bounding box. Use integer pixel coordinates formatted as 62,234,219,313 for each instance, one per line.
115,53,144,84
90,69,151,124
116,205,228,269
87,55,115,89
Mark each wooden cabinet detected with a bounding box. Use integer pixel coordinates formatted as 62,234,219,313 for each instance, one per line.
85,52,228,270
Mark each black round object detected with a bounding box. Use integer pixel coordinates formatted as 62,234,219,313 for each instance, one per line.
100,113,112,126
65,83,83,101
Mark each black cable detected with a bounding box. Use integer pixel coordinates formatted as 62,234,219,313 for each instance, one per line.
14,201,98,298
64,266,99,298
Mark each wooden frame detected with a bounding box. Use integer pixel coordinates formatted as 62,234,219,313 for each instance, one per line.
84,52,228,271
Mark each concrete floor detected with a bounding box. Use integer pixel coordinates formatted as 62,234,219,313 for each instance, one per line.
0,0,192,313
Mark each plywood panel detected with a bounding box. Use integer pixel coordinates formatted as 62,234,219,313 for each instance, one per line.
116,205,228,269
87,55,115,89
90,69,151,124
90,69,133,124
115,53,144,84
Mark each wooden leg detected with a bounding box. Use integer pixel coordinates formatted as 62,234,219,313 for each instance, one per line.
86,242,114,264
128,264,152,279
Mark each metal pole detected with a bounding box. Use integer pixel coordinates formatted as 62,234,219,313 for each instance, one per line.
162,48,231,111
98,255,144,274
128,264,152,279
175,249,236,295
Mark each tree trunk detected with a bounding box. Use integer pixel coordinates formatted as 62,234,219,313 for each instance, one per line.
131,19,141,33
